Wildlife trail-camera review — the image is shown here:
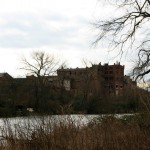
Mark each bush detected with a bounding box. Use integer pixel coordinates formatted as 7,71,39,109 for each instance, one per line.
1,115,150,149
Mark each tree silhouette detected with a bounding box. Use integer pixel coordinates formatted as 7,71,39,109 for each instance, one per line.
94,0,150,80
20,50,62,110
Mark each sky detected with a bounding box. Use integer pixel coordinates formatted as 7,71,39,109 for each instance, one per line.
0,0,133,77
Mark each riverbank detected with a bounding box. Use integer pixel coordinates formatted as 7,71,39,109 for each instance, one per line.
0,113,150,149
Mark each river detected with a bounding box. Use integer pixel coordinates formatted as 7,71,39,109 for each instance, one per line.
0,114,134,140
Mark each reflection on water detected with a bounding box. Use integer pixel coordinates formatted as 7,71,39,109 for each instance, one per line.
0,115,98,129
0,114,134,139
0,114,134,128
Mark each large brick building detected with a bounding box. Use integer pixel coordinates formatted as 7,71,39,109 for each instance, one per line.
57,62,130,98
0,62,136,105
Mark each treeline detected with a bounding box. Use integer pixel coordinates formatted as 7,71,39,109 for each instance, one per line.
0,51,148,117
0,83,146,117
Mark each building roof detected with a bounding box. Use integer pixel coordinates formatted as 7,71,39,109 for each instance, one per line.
0,73,13,79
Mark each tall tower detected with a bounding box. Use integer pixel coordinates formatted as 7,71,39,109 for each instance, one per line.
101,62,124,96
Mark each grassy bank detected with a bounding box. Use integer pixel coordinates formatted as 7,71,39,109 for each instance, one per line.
0,114,150,150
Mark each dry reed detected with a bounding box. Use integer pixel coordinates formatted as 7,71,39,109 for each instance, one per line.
0,115,150,150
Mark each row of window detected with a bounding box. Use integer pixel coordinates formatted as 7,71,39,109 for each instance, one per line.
105,77,123,81
104,70,123,75
61,71,91,76
105,84,123,89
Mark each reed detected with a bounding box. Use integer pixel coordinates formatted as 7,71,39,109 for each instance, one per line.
0,115,150,150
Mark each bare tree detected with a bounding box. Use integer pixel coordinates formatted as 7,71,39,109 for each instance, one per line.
57,62,68,100
20,50,63,110
81,59,94,101
21,51,60,81
94,0,150,80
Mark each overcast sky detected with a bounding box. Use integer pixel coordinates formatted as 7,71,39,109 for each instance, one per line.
0,0,133,77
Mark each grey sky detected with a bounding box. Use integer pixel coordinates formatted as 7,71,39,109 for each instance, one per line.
0,0,133,77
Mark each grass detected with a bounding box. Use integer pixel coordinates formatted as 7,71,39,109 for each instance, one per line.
0,114,150,150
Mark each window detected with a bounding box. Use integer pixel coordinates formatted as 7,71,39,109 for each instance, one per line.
110,77,113,80
111,85,114,88
110,71,113,74
105,77,108,81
